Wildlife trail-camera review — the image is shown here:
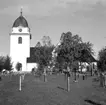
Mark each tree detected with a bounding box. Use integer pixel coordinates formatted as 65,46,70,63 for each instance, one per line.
36,41,41,47
16,62,22,71
4,55,13,71
56,32,83,91
57,32,82,71
77,42,94,62
56,32,94,82
41,36,52,47
98,47,106,87
0,56,5,72
98,47,106,72
34,44,55,72
33,44,54,82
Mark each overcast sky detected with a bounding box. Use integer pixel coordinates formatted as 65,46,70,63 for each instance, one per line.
0,0,106,58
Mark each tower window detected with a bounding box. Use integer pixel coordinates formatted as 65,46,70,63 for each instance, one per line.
18,37,22,44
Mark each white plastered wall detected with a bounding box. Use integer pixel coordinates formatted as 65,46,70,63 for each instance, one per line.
10,27,30,71
27,63,38,72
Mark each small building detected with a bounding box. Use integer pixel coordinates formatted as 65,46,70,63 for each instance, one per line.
78,50,97,72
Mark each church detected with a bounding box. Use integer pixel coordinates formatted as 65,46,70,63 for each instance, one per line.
10,9,97,73
10,9,38,72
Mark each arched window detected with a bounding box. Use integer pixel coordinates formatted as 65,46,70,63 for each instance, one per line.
18,37,22,44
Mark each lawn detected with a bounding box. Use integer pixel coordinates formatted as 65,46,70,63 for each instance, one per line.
0,73,106,105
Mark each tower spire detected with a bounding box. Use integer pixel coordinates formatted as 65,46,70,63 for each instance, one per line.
20,7,23,16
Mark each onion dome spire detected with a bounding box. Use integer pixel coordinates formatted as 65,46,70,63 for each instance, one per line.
12,7,29,27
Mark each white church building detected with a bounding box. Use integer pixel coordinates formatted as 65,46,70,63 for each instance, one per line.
10,9,38,72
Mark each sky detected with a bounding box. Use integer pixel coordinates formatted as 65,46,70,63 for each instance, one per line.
0,0,106,59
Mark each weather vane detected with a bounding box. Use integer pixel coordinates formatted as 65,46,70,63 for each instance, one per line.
20,6,23,16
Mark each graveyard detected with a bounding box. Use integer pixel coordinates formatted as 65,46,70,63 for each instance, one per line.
0,72,106,105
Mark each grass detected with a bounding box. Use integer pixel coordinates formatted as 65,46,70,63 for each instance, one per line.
0,73,106,105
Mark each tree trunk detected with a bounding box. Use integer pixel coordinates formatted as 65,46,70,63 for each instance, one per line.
44,67,47,82
74,70,77,81
80,62,82,73
100,72,104,87
67,66,70,91
90,63,93,76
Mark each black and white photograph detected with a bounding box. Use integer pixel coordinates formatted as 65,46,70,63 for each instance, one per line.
0,0,106,105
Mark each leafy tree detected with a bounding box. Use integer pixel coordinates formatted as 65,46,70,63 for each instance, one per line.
98,47,106,72
41,36,52,47
75,42,95,73
4,55,13,71
34,45,54,73
97,47,106,87
57,32,82,70
16,62,22,71
77,42,94,62
0,56,5,72
56,32,94,80
36,41,41,47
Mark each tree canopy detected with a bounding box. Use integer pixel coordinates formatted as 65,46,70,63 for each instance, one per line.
55,31,94,70
15,62,22,71
33,45,54,71
98,47,106,72
41,36,52,47
0,55,13,72
4,55,13,71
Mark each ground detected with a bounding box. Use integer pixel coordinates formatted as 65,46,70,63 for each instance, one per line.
0,73,106,105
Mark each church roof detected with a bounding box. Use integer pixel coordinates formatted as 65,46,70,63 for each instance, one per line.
80,50,97,63
27,47,36,63
12,9,28,27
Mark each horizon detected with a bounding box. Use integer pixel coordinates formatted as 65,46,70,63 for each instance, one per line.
0,0,106,59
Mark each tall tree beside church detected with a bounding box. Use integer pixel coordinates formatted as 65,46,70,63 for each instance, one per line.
34,44,54,72
56,32,94,81
41,36,52,47
57,32,82,70
58,32,94,67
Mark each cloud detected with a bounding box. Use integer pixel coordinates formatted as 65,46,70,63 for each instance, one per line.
0,0,106,17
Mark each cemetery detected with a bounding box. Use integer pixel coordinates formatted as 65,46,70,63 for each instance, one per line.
0,7,106,105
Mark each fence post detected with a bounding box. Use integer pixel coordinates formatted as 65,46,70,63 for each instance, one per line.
44,67,47,82
67,66,70,92
67,76,70,91
19,75,21,91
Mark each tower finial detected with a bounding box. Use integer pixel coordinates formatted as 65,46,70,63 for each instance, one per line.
20,6,23,16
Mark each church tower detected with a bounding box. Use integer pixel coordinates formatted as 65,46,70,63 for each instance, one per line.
10,8,31,71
